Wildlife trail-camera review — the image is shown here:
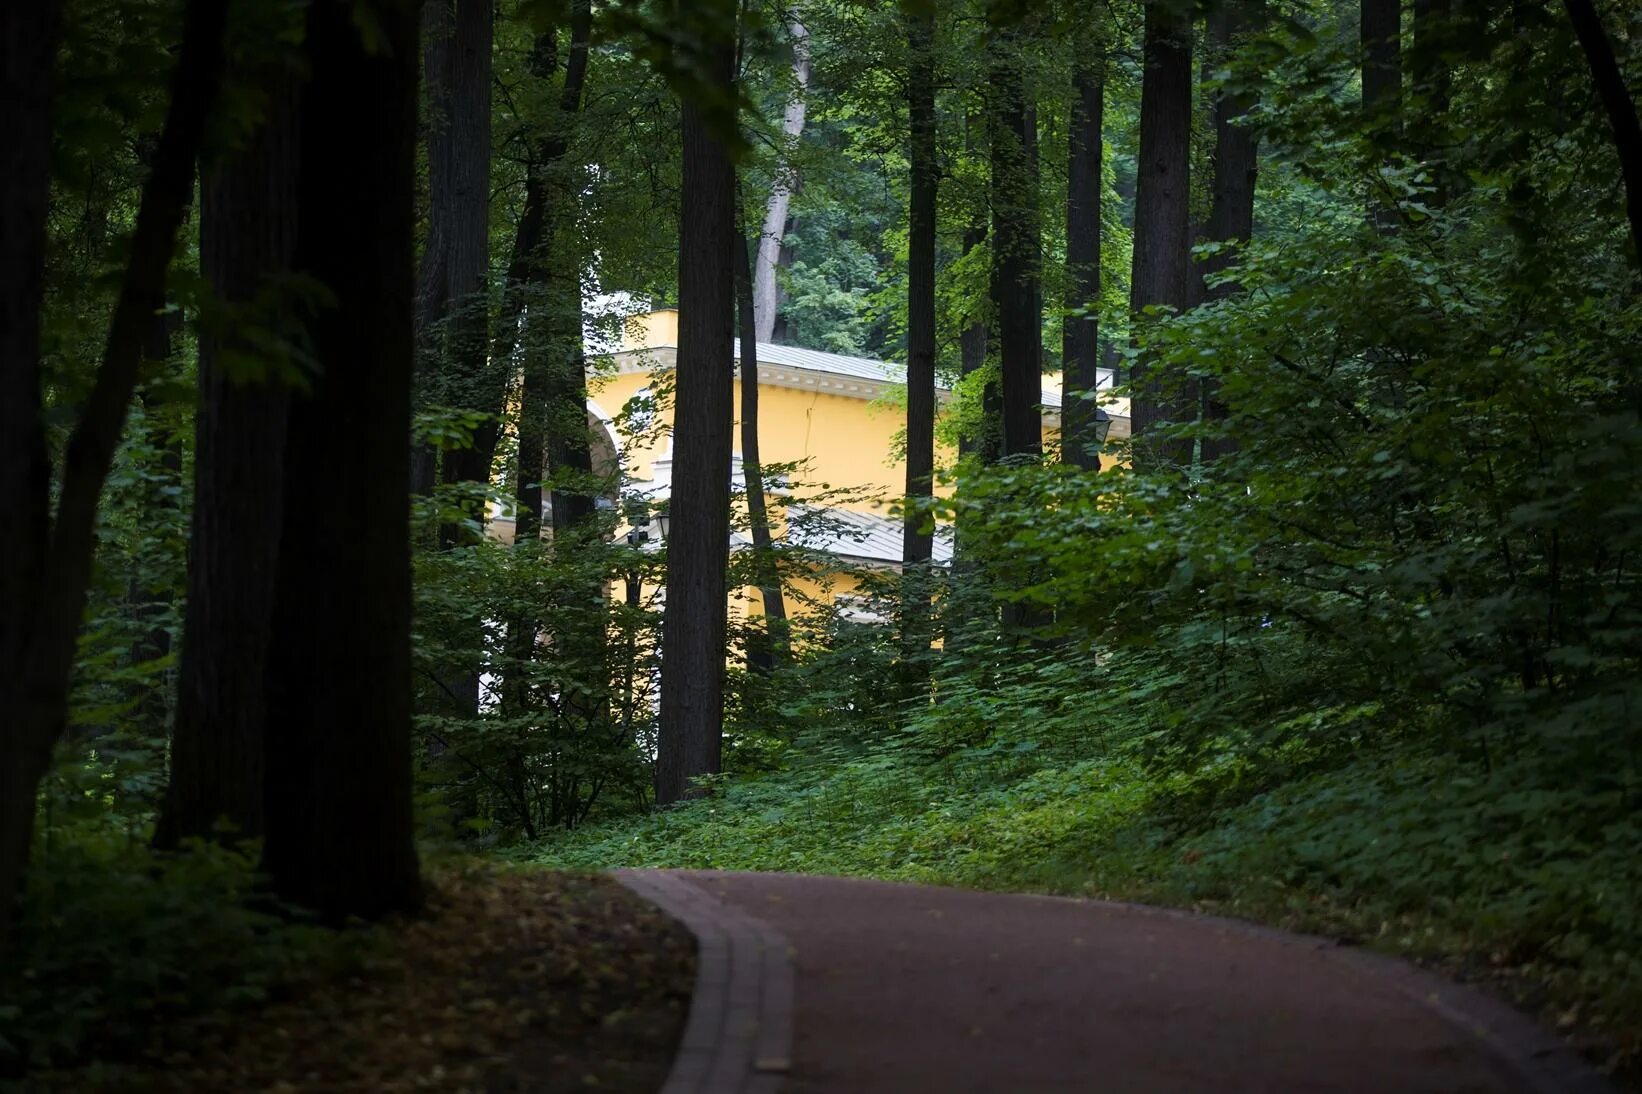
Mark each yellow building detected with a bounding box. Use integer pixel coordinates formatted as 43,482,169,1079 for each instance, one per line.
497,308,1130,618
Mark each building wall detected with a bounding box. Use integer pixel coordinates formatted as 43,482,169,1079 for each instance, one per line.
575,309,1122,624
591,365,924,512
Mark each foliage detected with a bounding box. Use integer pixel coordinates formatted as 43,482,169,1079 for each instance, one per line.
535,3,1642,1074
0,833,358,1080
412,525,663,842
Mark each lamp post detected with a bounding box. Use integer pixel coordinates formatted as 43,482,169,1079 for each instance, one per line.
623,527,648,607
1086,406,1113,471
1093,406,1112,445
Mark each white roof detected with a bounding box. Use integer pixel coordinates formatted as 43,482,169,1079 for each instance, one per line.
785,506,954,566
733,338,1066,411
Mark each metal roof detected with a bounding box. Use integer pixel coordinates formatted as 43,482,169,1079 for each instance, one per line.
733,338,1065,411
785,505,954,566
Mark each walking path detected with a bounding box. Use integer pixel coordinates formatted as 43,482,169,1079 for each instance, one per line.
614,869,1613,1094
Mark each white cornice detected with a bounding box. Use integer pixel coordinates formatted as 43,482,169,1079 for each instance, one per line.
602,347,1081,425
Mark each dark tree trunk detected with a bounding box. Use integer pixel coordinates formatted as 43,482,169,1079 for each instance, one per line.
656,14,736,806
1128,1,1194,465
736,223,788,673
902,3,938,675
420,0,496,540
1562,0,1642,265
541,0,595,537
904,4,937,566
988,4,1043,462
262,0,423,922
1361,0,1403,134
511,7,593,545
478,14,587,526
1,0,226,938
1362,0,1403,232
1199,0,1263,463
479,175,544,485
0,0,62,943
1062,53,1104,471
155,65,301,851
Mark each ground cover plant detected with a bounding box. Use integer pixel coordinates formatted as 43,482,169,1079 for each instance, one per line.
5,0,1641,1087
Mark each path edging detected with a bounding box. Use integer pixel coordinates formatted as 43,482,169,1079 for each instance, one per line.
613,869,794,1094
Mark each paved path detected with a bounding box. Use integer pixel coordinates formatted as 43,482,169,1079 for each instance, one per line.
615,869,1612,1094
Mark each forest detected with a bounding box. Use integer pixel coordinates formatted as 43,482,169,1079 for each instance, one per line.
2,0,1640,1087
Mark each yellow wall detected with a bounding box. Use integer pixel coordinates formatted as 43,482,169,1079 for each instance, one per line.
588,309,1122,622
591,367,925,512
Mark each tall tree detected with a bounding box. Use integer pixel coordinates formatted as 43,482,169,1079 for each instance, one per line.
903,3,937,603
988,2,1043,462
261,0,423,921
0,0,61,939
417,0,496,535
155,48,302,849
542,0,596,537
1128,0,1194,464
1061,47,1105,471
1562,0,1642,264
752,14,810,343
1361,0,1402,233
736,222,788,672
512,4,594,547
655,5,737,805
0,0,226,937
1199,0,1264,462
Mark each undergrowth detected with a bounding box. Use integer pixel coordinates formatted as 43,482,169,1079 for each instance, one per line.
533,664,1642,1077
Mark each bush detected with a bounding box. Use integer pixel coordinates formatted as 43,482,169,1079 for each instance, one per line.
1,833,367,1081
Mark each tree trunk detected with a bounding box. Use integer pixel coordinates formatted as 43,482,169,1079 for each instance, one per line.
736,224,787,673
1,0,226,938
1562,0,1642,265
1200,0,1263,463
1062,52,1104,471
540,1,594,537
424,0,496,541
901,4,938,683
904,4,937,567
752,16,810,343
512,7,593,545
988,5,1043,462
262,0,423,922
0,0,62,943
155,65,301,850
1362,0,1403,232
1128,1,1194,465
1361,0,1403,133
656,13,736,806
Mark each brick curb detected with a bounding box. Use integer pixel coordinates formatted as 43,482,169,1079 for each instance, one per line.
612,869,793,1094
